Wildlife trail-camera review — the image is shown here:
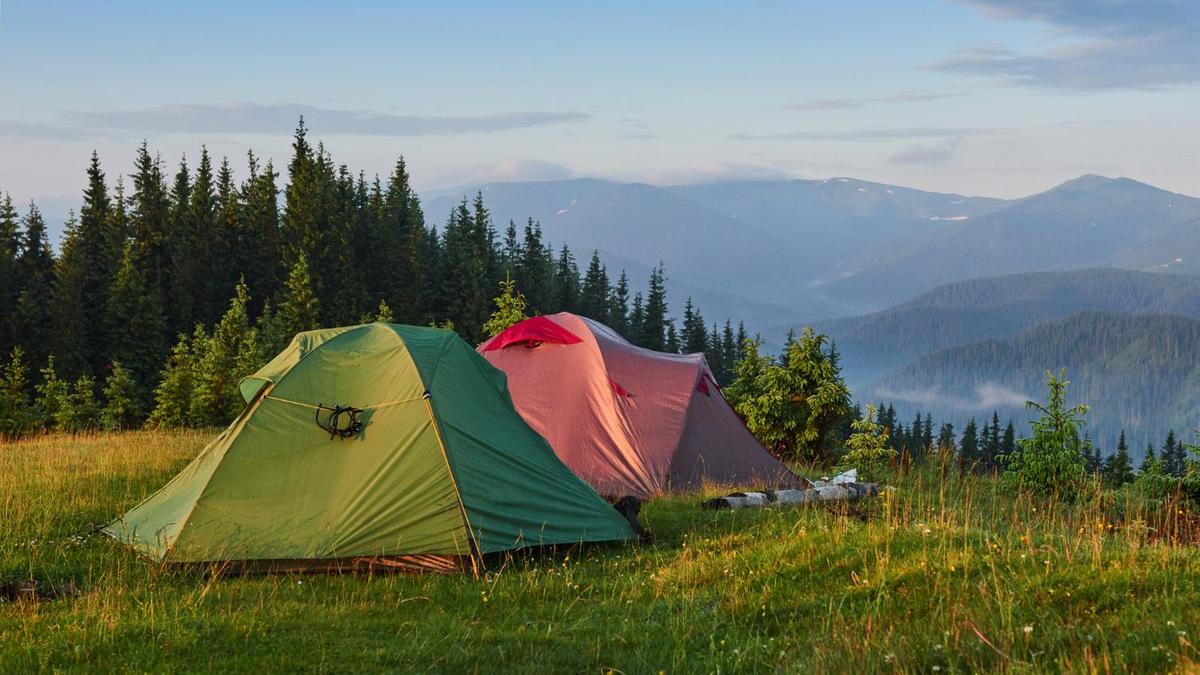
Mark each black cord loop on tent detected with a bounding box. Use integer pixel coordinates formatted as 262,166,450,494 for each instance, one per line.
315,404,364,440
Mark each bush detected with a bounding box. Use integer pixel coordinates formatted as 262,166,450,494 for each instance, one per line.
999,369,1089,500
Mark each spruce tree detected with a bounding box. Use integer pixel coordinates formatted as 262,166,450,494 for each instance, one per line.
60,374,100,433
128,143,171,339
105,242,166,411
15,203,56,369
101,361,142,430
936,422,956,453
191,279,259,425
629,292,645,343
239,152,282,313
1163,430,1182,477
1141,443,1157,474
166,155,193,334
665,320,681,353
34,357,69,432
638,263,668,350
148,332,197,428
1103,431,1135,487
517,219,554,314
579,251,610,322
277,254,321,338
483,276,529,337
76,153,116,372
552,244,580,313
0,347,34,438
50,211,89,378
608,270,631,336
681,297,707,354
960,418,979,469
0,194,21,355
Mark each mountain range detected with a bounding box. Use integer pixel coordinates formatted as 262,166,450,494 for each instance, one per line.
424,174,1200,332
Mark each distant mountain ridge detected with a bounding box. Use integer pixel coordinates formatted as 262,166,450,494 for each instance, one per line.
424,174,1200,331
815,268,1200,385
868,311,1200,452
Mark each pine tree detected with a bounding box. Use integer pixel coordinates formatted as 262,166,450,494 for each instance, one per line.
1141,442,1157,474
101,361,142,430
1102,431,1135,488
579,251,610,323
277,254,321,338
608,270,631,337
34,357,69,432
50,211,89,378
213,156,241,306
681,298,707,354
936,422,956,453
14,203,56,369
441,198,493,344
638,263,668,350
105,242,166,411
484,276,529,337
165,155,194,334
191,279,260,426
148,332,197,428
629,292,645,342
75,153,115,373
59,374,100,433
552,244,580,312
841,405,897,481
960,418,979,469
239,152,282,313
0,194,20,355
719,321,737,384
665,320,681,353
128,144,171,340
1163,430,1183,477
1002,421,1016,457
0,347,34,438
517,219,554,314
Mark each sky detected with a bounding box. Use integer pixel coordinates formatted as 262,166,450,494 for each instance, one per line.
0,0,1197,228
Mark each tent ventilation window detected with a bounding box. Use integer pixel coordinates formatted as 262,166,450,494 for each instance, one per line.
315,404,364,440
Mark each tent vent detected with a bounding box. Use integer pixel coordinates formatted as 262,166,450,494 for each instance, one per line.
315,404,364,440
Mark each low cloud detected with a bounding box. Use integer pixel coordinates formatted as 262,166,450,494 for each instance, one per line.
634,162,794,185
731,127,979,142
426,159,575,189
934,1,1200,90
64,102,589,136
890,138,960,164
786,92,955,111
877,381,1030,410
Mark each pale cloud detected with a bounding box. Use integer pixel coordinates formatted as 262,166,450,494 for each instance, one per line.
731,127,979,142
786,92,956,111
877,381,1030,410
935,0,1200,90
890,138,960,164
63,102,589,136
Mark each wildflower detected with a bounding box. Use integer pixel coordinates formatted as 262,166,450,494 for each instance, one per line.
1024,625,1033,635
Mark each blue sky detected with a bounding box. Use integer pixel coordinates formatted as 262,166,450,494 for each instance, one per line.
1,0,1197,221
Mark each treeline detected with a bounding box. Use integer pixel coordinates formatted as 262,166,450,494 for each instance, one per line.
866,401,1195,490
880,311,1200,447
0,121,745,436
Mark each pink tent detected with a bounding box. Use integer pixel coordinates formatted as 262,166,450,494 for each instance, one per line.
479,313,807,499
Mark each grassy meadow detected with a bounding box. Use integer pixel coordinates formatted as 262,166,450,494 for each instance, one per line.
3,431,1200,672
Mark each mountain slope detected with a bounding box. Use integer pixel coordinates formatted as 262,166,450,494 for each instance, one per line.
814,268,1200,384
869,311,1200,450
828,176,1200,308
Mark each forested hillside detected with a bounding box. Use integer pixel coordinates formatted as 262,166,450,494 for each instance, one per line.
829,175,1200,307
0,122,744,434
871,311,1200,451
816,268,1200,384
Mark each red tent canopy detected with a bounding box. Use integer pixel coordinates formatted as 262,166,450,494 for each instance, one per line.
478,312,807,499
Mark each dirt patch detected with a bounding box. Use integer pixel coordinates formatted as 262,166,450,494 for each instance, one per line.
0,578,82,603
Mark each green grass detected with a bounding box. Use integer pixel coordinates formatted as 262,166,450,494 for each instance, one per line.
3,432,1200,672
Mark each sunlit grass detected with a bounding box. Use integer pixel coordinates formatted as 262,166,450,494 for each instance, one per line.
3,432,1199,672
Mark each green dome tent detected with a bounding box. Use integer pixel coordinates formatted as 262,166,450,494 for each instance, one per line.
104,323,635,573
